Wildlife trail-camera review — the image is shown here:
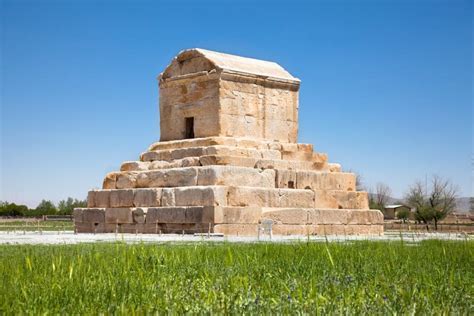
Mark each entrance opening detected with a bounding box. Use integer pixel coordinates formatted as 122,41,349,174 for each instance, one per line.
288,181,295,189
185,117,194,139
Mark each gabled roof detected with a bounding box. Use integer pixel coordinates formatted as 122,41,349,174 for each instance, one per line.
160,48,300,83
385,204,410,209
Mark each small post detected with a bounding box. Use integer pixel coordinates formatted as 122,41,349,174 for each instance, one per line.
208,223,211,238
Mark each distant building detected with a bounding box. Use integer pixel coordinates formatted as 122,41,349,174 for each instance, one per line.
384,204,413,220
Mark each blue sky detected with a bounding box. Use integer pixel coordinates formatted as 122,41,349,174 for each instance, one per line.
1,0,472,207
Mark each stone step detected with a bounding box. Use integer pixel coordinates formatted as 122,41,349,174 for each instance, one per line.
140,145,282,162
73,206,383,235
213,223,383,236
74,206,262,226
104,166,276,190
276,170,356,190
147,136,314,153
88,185,368,209
120,155,329,172
260,208,383,225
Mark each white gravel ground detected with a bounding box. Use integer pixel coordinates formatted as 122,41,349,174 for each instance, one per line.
0,231,471,245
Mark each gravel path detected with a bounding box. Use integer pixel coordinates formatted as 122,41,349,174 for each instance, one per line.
0,231,471,245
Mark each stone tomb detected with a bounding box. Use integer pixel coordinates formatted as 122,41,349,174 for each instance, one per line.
74,48,383,235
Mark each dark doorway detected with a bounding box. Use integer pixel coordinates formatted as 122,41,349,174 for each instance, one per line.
185,117,194,139
288,181,295,189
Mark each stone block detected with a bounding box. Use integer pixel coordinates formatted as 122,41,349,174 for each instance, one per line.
120,161,150,172
161,188,175,206
261,208,309,224
275,170,297,188
297,143,313,152
93,190,111,208
87,191,95,207
110,189,134,208
116,173,138,189
347,209,384,225
328,163,341,172
314,191,339,208
82,208,105,223
199,155,257,168
213,206,262,224
75,222,106,233
73,208,83,223
145,207,187,224
133,208,147,224
296,172,356,191
105,208,134,224
197,166,275,188
103,172,118,189
329,191,369,209
213,224,259,236
174,186,228,206
281,150,313,161
226,187,314,208
272,224,310,236
133,188,161,207
146,168,198,187
149,161,171,169
308,209,349,225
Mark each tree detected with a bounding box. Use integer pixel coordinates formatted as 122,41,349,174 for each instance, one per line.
33,200,57,216
0,202,29,217
405,175,458,230
396,208,410,223
57,197,87,215
368,183,392,214
375,183,392,208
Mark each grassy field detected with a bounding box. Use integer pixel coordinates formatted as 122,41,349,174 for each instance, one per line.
0,240,472,314
0,220,73,231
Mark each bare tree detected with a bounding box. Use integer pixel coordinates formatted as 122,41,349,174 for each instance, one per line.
375,183,392,208
405,175,458,230
429,175,457,230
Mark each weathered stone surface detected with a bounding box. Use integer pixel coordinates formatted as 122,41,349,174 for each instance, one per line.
328,163,341,173
261,208,309,224
145,207,182,224
296,172,356,191
197,166,275,187
120,161,150,171
347,209,384,225
136,168,198,187
199,155,257,168
116,173,138,189
105,208,133,224
133,208,147,224
82,208,105,223
213,224,259,236
133,188,161,207
174,186,227,206
110,190,134,208
161,188,175,206
227,187,314,208
275,170,297,188
213,206,262,224
103,172,118,189
73,208,83,223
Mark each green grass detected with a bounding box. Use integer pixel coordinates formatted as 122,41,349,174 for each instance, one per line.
0,220,73,231
0,240,472,314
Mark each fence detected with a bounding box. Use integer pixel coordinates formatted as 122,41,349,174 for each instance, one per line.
384,222,474,233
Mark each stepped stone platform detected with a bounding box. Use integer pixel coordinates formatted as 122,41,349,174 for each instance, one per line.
74,48,383,236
